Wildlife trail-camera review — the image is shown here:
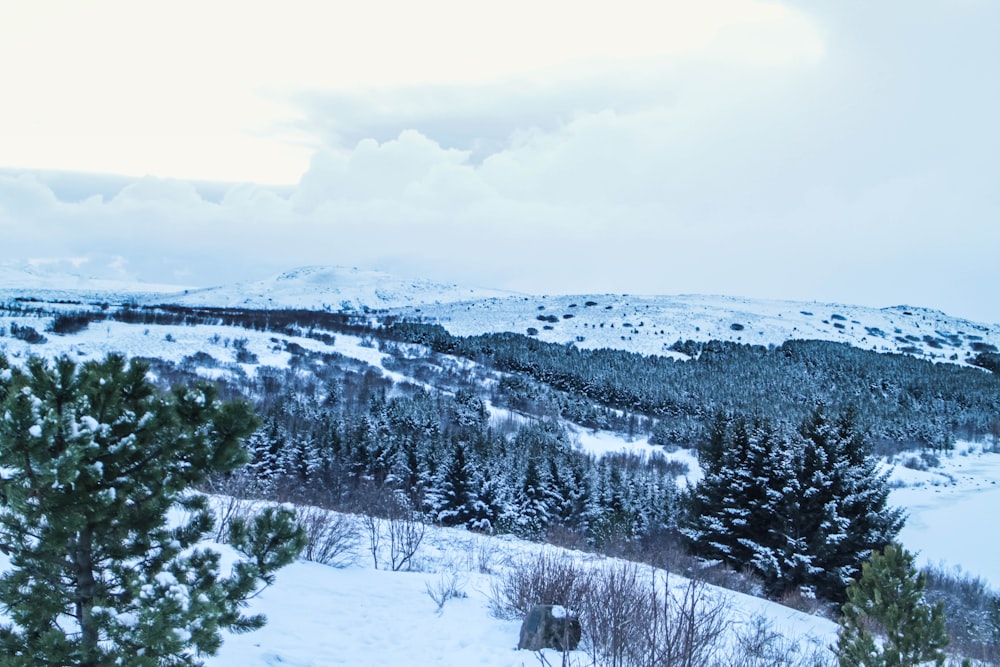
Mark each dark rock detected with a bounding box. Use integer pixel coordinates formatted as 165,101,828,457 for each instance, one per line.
518,604,582,652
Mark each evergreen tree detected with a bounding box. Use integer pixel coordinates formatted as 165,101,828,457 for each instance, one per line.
516,458,553,538
836,544,949,667
0,354,305,666
683,417,789,580
435,442,479,528
795,407,904,600
682,410,903,600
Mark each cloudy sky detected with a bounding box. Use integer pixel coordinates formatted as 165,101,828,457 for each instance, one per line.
1,1,997,323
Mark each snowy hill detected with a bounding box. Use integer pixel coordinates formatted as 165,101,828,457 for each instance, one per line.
152,266,1000,364
208,443,1000,666
3,263,997,364
152,265,523,311
204,517,839,666
396,293,1000,364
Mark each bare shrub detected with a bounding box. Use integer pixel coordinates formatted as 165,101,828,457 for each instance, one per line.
205,471,259,544
776,587,837,619
726,614,834,667
545,525,590,551
488,550,592,621
362,512,382,570
387,509,426,572
475,536,500,575
628,528,695,573
923,564,1000,663
297,506,359,568
492,552,737,667
360,491,426,572
641,577,730,667
579,562,647,667
579,564,731,667
425,571,468,614
447,534,501,575
693,562,766,599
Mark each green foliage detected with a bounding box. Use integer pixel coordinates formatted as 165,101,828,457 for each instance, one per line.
0,353,303,666
836,544,949,667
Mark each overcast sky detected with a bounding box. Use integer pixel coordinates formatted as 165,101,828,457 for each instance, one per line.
1,0,997,323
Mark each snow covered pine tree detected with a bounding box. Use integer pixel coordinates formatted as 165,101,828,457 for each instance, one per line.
0,354,306,666
682,408,902,600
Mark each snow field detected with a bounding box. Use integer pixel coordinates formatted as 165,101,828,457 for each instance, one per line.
207,515,839,666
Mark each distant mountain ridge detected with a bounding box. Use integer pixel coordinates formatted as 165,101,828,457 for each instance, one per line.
158,265,523,311
1,262,997,365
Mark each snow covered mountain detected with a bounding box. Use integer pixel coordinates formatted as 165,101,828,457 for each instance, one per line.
0,261,190,300
3,262,997,364
149,265,523,311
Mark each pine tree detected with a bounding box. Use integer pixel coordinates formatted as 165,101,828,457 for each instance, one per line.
516,458,553,538
0,354,306,666
796,407,904,600
683,417,789,581
682,410,903,600
436,442,480,528
836,544,949,667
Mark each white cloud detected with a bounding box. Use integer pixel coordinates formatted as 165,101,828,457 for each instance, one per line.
0,2,997,323
0,0,822,183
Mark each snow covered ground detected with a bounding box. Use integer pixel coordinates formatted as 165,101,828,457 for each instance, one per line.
207,523,836,666
4,262,998,365
889,443,1000,586
200,444,1000,666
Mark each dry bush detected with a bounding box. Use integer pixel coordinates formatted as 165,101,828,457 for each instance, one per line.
360,491,426,572
726,614,834,667
776,587,837,619
297,506,359,568
578,562,648,667
489,551,738,667
474,536,501,575
204,471,260,544
580,563,730,667
488,550,592,621
425,571,468,614
922,564,1000,664
641,576,730,667
386,510,426,572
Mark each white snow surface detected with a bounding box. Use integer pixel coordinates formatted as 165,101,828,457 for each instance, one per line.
888,443,1000,586
403,293,1000,363
205,525,836,666
0,260,191,299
